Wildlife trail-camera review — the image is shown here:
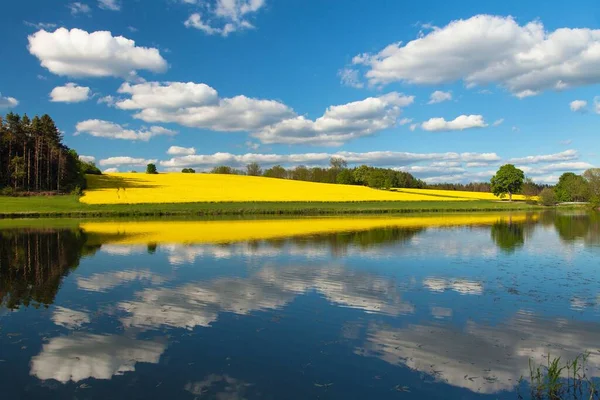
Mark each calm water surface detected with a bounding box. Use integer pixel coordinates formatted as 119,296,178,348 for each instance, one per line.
1,212,599,399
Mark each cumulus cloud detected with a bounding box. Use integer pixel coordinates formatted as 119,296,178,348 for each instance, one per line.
518,161,595,176
79,155,96,163
428,90,452,104
115,81,414,146
103,167,119,173
184,0,266,37
570,100,588,112
160,150,501,169
116,81,219,110
98,0,120,11
353,15,600,96
49,83,91,103
421,115,487,132
0,94,18,109
99,156,158,167
28,28,167,78
167,146,196,155
75,119,177,141
68,2,91,15
253,92,415,145
338,68,364,88
509,149,578,164
120,81,293,132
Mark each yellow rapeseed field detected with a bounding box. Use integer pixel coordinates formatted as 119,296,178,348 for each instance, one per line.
81,173,472,204
81,213,535,245
394,188,531,201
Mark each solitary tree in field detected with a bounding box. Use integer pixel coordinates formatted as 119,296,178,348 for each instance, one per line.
246,162,262,176
490,164,524,201
146,163,158,174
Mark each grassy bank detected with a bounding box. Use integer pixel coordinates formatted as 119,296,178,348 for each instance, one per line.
0,194,555,218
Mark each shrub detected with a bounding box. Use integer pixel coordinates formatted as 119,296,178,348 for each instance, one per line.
539,188,556,206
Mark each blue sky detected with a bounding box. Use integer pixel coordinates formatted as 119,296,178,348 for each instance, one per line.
1,0,599,183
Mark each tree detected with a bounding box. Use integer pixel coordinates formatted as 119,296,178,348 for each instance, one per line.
336,169,355,185
490,164,524,201
522,177,539,201
329,157,347,170
211,165,233,174
246,162,262,176
538,188,556,206
263,165,287,179
146,163,158,174
583,168,600,205
9,156,25,190
182,168,196,173
554,172,590,202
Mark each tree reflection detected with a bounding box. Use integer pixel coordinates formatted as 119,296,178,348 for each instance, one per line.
490,222,525,253
0,229,98,309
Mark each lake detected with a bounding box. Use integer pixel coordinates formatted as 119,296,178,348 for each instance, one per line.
1,212,599,399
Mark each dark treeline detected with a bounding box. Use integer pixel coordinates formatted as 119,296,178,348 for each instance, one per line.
0,112,100,195
0,228,99,309
203,157,426,189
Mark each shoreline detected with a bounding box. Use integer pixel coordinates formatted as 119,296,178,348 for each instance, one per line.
0,195,579,219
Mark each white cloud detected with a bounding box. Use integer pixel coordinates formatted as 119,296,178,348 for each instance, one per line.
98,0,120,11
167,146,196,155
24,21,57,30
519,161,595,175
97,95,116,106
116,81,414,146
509,149,578,164
116,81,219,110
338,68,364,88
120,81,294,132
30,334,166,383
0,93,18,109
399,118,413,125
49,83,91,103
353,15,600,96
409,123,418,131
492,118,504,126
428,90,452,104
253,92,415,146
68,2,91,15
421,115,487,132
75,120,177,141
99,157,158,167
160,150,500,169
28,28,167,79
79,155,96,163
184,0,266,37
570,100,588,112
103,167,119,173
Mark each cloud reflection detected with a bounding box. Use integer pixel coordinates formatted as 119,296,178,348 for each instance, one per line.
77,270,168,292
356,311,600,394
52,306,90,329
30,334,166,383
119,264,413,330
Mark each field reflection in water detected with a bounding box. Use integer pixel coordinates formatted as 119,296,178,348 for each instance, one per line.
0,211,599,399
